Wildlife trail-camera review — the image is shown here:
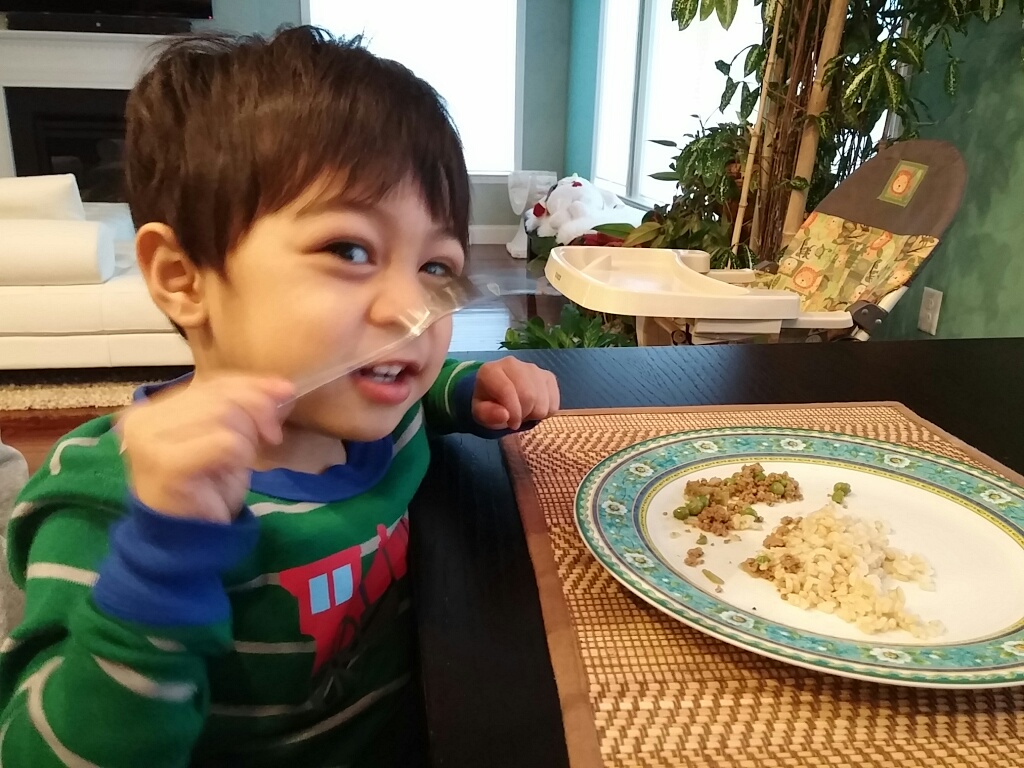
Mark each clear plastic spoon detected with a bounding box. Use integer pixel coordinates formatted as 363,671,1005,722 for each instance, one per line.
279,274,499,410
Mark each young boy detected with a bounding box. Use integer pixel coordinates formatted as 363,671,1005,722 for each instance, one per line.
0,27,559,767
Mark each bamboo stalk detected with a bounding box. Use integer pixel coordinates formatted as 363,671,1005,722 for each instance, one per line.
750,43,782,253
780,0,849,245
732,0,786,253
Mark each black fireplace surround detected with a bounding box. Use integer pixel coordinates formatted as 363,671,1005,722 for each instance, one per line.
5,86,129,202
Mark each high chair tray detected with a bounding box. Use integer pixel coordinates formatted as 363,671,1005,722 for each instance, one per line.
545,246,800,320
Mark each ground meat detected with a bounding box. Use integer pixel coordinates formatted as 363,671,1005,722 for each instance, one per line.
684,547,705,566
779,554,801,573
691,503,734,536
682,464,802,538
741,557,771,579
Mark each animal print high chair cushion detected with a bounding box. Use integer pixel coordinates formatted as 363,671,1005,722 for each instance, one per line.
758,212,939,313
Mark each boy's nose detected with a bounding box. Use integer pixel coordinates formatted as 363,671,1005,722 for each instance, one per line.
367,274,430,331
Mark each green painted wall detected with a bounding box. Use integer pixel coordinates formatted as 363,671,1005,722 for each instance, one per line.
876,8,1024,340
521,0,572,173
197,0,303,35
564,0,601,179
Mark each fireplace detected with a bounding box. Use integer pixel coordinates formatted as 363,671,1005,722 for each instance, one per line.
5,87,128,202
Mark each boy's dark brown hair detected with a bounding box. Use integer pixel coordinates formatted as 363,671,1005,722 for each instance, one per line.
125,25,471,275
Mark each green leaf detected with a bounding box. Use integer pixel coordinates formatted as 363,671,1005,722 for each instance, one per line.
622,221,662,247
842,62,878,107
894,38,924,70
719,78,740,113
744,44,765,77
787,176,810,191
649,138,678,147
716,0,738,29
717,173,738,202
941,28,952,51
700,0,716,22
715,59,731,76
945,58,959,98
593,223,636,238
981,0,993,21
739,83,759,121
883,68,904,110
649,171,680,183
671,0,700,30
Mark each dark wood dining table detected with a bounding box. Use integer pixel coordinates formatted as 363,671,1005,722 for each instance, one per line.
410,338,1024,768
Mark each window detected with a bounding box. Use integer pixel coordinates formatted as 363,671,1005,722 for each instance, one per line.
309,0,520,175
593,1,891,207
593,0,764,205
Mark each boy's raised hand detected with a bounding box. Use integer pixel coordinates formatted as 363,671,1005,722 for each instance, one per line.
117,375,294,524
471,358,560,431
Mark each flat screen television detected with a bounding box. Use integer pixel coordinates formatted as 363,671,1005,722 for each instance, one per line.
0,1,213,19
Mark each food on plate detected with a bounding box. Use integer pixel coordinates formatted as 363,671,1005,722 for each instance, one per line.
702,568,724,593
831,481,853,504
741,504,942,638
684,547,705,567
675,463,802,536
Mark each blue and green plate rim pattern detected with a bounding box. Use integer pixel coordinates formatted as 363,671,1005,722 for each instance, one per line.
575,427,1024,688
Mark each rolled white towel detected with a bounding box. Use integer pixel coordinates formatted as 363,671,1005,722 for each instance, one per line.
0,219,115,286
0,174,86,220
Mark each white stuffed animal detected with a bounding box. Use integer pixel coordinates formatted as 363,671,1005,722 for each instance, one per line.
524,174,642,244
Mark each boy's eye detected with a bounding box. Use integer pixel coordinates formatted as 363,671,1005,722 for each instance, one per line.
325,242,371,264
422,261,455,278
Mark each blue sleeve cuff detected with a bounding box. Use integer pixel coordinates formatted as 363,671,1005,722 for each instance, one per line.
93,496,259,627
451,372,538,439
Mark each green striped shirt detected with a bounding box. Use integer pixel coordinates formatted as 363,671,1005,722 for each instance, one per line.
1,359,486,767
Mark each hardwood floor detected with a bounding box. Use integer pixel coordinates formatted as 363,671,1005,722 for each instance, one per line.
452,244,564,351
2,408,112,474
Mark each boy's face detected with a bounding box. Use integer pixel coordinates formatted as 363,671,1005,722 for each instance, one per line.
196,179,465,442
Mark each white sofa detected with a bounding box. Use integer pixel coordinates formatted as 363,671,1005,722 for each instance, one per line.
0,199,192,370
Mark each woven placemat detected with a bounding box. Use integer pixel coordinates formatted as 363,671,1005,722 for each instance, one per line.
501,403,1024,768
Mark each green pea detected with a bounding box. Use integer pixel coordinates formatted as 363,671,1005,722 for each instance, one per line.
771,481,785,495
755,472,766,482
741,506,757,517
834,482,852,495
831,490,846,503
673,506,691,520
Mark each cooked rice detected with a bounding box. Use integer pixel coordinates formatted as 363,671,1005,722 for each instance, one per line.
742,504,943,638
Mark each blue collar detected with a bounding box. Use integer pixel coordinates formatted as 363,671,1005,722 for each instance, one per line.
133,373,394,503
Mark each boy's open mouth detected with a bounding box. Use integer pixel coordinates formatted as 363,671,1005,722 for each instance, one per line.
358,363,409,384
351,360,421,406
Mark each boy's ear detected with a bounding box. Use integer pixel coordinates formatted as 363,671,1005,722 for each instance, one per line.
135,223,208,331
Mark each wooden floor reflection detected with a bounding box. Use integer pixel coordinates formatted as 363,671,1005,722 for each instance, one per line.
451,244,565,353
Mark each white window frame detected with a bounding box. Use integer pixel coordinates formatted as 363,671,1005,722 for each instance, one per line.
594,0,899,209
594,0,754,208
302,0,525,181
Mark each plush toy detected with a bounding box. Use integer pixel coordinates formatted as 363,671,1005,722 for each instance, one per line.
524,174,642,245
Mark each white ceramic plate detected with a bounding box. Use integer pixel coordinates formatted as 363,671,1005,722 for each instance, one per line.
576,428,1024,688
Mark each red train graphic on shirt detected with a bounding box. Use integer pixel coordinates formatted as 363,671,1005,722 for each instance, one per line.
278,517,410,672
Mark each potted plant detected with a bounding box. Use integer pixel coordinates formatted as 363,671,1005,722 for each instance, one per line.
618,122,758,269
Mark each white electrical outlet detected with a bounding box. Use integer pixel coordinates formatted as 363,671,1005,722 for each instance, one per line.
918,287,943,335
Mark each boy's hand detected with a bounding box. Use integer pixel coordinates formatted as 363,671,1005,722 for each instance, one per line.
117,375,294,524
471,358,559,431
